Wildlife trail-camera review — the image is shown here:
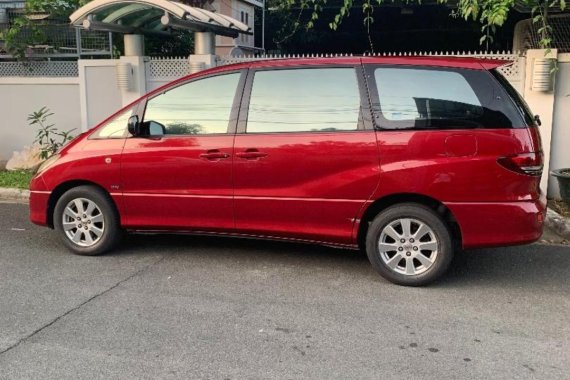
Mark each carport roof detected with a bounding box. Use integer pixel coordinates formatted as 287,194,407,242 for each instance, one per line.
69,0,251,38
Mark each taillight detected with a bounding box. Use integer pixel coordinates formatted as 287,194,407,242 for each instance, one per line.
497,152,543,176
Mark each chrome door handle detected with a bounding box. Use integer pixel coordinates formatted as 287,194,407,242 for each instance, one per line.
236,149,268,160
200,150,230,160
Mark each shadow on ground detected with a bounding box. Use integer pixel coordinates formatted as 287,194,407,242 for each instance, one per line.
117,232,570,290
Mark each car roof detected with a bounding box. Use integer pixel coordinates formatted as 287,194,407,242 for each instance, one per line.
198,55,509,75
146,56,511,99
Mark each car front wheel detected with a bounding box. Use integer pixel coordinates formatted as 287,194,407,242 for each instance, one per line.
54,185,122,255
365,203,454,286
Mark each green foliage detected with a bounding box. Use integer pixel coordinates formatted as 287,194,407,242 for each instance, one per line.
0,17,45,60
0,0,191,58
24,0,91,18
280,0,566,51
28,107,76,160
0,0,92,60
0,170,34,189
144,32,195,57
166,123,203,135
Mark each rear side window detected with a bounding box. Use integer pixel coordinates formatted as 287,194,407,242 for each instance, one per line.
370,66,520,130
246,68,361,133
491,69,536,126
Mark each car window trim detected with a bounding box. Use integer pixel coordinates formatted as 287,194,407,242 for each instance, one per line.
236,64,374,134
88,107,136,140
136,69,247,138
364,64,497,131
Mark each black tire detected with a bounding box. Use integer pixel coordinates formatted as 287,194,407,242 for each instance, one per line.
365,203,453,286
53,185,122,256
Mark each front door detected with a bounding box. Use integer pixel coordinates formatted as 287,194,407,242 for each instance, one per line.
233,66,380,244
121,71,244,231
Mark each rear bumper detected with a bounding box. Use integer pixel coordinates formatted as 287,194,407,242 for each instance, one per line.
29,190,51,227
446,195,546,249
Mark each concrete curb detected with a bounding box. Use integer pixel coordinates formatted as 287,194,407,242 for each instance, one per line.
545,207,570,241
1,187,569,240
0,187,30,201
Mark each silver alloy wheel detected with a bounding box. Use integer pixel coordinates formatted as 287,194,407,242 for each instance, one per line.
378,218,439,276
62,198,105,247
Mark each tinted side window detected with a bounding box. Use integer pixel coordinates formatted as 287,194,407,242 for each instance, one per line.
491,69,535,126
246,68,361,133
372,66,518,130
143,73,240,135
90,107,133,139
374,68,484,129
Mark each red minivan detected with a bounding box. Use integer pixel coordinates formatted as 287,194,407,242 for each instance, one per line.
29,57,546,286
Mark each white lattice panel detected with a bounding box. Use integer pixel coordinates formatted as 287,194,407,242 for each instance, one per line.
454,52,525,93
147,57,190,80
454,52,523,85
217,51,525,93
0,61,78,77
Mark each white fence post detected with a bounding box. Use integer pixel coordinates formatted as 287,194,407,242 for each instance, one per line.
77,59,123,131
521,49,558,195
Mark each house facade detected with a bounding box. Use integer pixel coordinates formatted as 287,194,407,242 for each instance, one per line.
0,1,24,25
213,0,263,56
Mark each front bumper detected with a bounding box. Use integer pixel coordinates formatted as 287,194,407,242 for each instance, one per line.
29,190,51,227
29,174,50,227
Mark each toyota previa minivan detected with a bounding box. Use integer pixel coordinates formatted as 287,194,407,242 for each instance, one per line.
29,57,546,286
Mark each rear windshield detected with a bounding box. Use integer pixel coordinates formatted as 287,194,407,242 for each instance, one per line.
491,69,536,126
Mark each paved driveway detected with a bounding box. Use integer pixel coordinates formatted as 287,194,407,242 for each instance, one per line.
0,202,569,379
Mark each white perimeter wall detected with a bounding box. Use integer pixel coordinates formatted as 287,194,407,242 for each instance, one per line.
78,60,122,131
0,60,123,163
0,77,81,162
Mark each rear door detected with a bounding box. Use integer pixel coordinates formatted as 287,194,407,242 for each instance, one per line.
364,64,539,203
232,65,380,244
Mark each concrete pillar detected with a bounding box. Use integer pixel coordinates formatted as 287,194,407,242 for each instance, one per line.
189,54,217,73
117,55,147,106
548,53,570,199
124,34,144,56
195,32,215,55
117,35,147,106
189,31,217,73
522,49,558,195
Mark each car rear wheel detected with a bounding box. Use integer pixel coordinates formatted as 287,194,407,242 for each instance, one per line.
365,203,453,286
54,185,122,256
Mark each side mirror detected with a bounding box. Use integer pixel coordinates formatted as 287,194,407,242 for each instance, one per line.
127,115,140,136
148,121,166,137
534,114,542,127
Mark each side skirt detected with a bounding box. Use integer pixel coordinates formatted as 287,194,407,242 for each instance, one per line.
126,229,360,250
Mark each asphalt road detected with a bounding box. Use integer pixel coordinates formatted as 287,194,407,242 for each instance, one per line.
0,201,569,379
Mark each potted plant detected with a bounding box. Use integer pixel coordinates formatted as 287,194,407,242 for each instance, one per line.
552,169,570,202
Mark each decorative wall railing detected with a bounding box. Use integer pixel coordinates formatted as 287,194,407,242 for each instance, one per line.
145,56,190,91
146,51,525,92
0,61,78,77
0,25,112,59
147,57,190,80
0,50,525,93
220,51,525,92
